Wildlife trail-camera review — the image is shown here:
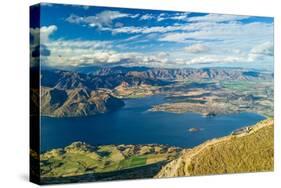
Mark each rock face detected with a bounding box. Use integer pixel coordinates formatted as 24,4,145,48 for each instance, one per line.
39,67,273,118
156,119,274,178
41,87,124,117
41,69,170,91
39,68,171,117
94,66,273,81
41,68,273,91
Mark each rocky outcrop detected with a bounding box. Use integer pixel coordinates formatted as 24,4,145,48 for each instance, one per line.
41,69,170,91
41,67,273,91
41,87,124,117
39,68,171,117
156,119,274,178
95,67,273,81
39,67,273,118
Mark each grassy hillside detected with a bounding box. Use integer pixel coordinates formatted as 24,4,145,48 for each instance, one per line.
40,143,181,180
36,118,273,184
156,118,274,177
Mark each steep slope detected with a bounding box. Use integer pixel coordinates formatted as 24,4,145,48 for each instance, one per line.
39,68,170,117
41,69,170,90
94,67,273,81
41,87,124,117
156,119,273,177
41,68,273,91
73,65,273,81
39,67,273,118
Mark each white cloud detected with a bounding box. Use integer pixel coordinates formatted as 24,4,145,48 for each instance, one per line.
47,40,112,50
122,34,142,42
184,44,209,53
183,42,274,65
188,14,249,23
130,14,140,19
30,25,57,67
109,20,273,44
42,38,274,68
42,39,133,66
169,12,190,20
30,25,57,44
186,54,246,64
40,25,58,43
41,38,175,67
248,42,274,61
115,22,124,27
138,12,189,22
250,42,273,56
157,13,166,21
72,12,249,36
66,11,139,29
104,13,249,35
90,10,130,27
110,24,191,34
157,52,169,58
156,12,190,22
34,12,273,68
46,49,139,67
159,32,187,43
65,14,83,24
140,14,154,20
159,22,273,44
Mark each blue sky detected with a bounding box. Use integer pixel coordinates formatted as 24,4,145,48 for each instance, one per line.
30,3,274,70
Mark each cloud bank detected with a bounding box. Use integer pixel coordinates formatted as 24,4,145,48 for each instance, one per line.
32,7,273,69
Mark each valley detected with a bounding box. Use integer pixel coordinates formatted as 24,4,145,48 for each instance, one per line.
30,5,274,185
39,66,273,118
36,66,274,183
149,80,273,117
38,118,273,183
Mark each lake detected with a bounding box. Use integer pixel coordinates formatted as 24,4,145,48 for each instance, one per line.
40,95,265,152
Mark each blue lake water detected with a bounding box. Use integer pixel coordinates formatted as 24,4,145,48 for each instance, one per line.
40,95,265,152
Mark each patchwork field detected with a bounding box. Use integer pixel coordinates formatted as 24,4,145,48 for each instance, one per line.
149,80,273,117
39,143,181,179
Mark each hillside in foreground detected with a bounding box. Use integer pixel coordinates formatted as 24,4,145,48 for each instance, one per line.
39,143,181,184
156,118,274,178
32,118,274,184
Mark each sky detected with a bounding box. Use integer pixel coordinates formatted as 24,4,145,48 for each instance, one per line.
30,3,274,70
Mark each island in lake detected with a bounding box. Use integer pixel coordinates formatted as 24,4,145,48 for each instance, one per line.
30,3,274,185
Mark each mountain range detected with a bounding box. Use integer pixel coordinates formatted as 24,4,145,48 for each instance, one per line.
38,66,273,117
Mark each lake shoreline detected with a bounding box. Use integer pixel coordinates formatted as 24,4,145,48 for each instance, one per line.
37,118,273,184
41,95,266,152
